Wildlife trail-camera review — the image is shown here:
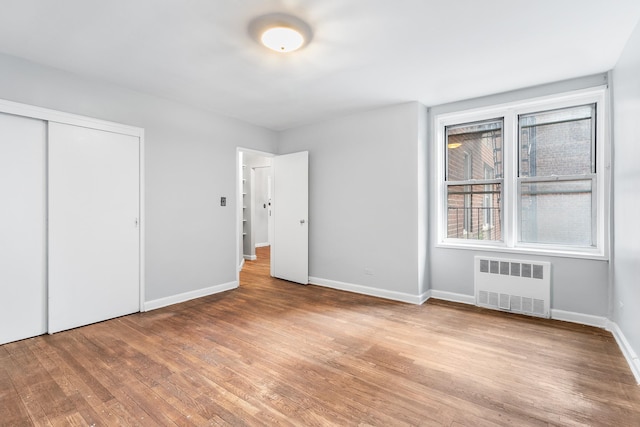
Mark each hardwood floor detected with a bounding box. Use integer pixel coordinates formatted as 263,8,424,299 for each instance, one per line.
1,246,639,426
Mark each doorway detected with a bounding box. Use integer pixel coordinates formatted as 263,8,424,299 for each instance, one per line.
236,148,310,286
237,148,274,280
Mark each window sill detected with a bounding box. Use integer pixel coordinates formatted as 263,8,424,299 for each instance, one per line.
435,240,608,261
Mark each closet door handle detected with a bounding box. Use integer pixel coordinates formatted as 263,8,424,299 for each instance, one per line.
300,219,306,224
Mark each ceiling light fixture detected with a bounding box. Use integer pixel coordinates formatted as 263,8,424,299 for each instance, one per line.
249,13,313,53
261,27,304,52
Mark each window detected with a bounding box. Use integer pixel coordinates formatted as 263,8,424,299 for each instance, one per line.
436,88,608,258
518,105,595,246
445,120,502,241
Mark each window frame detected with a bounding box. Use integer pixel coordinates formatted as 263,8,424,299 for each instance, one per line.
435,87,608,260
483,164,495,231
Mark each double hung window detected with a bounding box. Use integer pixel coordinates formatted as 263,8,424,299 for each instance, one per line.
518,104,596,246
437,88,607,258
445,119,503,241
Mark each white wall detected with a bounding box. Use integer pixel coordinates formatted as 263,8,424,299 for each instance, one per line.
278,102,427,301
612,20,640,374
0,53,277,303
428,73,611,317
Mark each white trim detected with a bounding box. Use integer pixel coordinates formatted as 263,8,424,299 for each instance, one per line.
138,130,146,313
428,291,611,328
238,258,245,272
0,98,144,137
423,289,433,300
607,321,640,385
428,290,476,305
434,241,608,260
255,242,270,248
236,150,242,284
144,281,238,311
309,277,426,305
243,254,257,261
550,309,608,328
419,290,430,304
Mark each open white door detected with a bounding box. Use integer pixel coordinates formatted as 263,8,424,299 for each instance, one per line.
271,151,308,284
48,123,140,333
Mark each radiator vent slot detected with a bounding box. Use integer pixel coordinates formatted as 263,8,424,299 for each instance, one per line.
510,295,522,311
533,265,544,280
474,256,550,318
510,262,520,276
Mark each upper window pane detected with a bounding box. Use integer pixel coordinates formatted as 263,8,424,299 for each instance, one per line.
519,105,594,177
446,119,503,181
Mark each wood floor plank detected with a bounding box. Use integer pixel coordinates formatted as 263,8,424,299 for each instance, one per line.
149,375,214,425
1,245,639,425
0,367,33,427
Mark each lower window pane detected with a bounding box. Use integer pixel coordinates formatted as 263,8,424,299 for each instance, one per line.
447,183,502,241
520,180,593,246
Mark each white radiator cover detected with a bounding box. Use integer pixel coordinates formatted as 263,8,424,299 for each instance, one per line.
474,256,551,318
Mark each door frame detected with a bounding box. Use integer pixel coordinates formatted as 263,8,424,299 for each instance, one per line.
236,147,275,282
0,98,146,314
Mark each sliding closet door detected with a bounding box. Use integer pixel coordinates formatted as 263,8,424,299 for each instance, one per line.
48,122,140,333
0,113,47,344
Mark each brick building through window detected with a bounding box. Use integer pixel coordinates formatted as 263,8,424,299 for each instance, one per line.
446,120,503,241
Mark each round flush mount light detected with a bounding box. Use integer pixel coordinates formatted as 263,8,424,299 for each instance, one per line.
261,27,304,52
249,13,313,53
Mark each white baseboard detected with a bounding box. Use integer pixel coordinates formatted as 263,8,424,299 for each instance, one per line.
243,254,257,261
309,277,426,305
428,292,612,329
144,281,238,311
238,258,245,272
607,321,640,385
550,309,608,328
418,290,430,304
428,290,476,305
255,242,270,248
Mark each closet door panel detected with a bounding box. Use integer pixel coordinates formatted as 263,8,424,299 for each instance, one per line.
48,122,140,333
0,113,47,344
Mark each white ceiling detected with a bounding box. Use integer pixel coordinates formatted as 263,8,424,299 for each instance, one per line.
0,0,639,131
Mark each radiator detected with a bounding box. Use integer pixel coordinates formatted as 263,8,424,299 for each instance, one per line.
474,256,551,318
